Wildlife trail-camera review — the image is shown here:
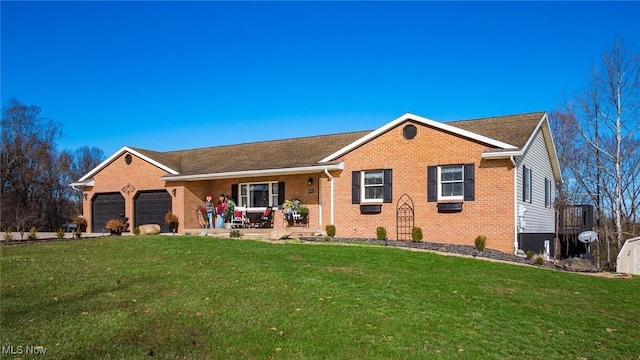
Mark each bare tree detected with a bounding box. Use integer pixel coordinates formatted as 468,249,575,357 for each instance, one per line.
555,39,640,266
0,99,105,231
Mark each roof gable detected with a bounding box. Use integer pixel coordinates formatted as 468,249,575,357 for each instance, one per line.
320,112,541,163
77,146,180,182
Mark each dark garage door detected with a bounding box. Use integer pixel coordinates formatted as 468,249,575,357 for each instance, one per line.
135,191,172,232
92,193,125,233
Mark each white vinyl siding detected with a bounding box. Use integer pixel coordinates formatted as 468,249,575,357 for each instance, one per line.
516,130,556,233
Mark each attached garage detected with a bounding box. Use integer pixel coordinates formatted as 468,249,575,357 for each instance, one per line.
92,193,125,233
134,190,172,232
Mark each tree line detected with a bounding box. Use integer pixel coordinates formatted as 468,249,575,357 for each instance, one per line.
1,98,105,232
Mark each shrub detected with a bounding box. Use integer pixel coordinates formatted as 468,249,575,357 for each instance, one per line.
4,227,13,241
133,226,140,235
376,226,387,241
106,219,126,235
525,250,535,260
72,216,87,231
55,228,65,239
535,256,544,265
326,225,336,237
27,227,38,240
474,235,486,251
323,236,332,242
74,229,82,238
164,211,179,224
230,230,241,238
412,226,423,242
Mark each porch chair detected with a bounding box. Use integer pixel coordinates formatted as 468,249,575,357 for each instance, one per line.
231,207,247,228
259,207,274,228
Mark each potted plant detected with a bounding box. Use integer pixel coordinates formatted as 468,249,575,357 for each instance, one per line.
223,198,236,229
296,204,309,220
164,211,179,233
72,216,87,232
106,219,126,235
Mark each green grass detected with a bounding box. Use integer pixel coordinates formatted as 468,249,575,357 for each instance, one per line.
1,236,639,359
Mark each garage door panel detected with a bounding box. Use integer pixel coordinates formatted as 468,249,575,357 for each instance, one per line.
92,193,125,233
135,191,172,232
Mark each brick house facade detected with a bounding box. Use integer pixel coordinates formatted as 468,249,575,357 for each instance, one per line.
72,112,561,255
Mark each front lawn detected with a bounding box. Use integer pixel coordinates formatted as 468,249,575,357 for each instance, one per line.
1,236,638,359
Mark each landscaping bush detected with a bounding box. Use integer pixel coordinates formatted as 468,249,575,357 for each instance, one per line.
4,227,13,241
55,228,65,239
27,227,38,240
72,216,87,232
74,229,82,238
105,219,126,235
474,235,486,251
412,226,423,242
525,250,535,260
230,230,241,238
535,256,544,265
133,226,140,235
326,225,336,237
376,226,387,241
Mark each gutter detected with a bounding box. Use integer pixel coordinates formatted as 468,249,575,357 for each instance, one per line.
160,163,344,182
324,169,335,225
512,155,519,255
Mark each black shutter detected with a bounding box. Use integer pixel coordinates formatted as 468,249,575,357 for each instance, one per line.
427,166,437,202
545,179,550,207
231,184,238,204
278,181,285,206
383,169,392,203
352,171,360,204
522,166,528,202
463,164,475,201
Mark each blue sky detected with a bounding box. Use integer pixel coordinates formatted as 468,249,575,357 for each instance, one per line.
2,1,639,156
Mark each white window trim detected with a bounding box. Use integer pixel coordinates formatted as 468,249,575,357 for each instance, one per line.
239,181,279,210
438,165,464,201
361,170,384,203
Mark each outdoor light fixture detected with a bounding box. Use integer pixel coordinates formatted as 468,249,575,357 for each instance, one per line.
307,177,313,186
83,193,87,200
172,189,177,197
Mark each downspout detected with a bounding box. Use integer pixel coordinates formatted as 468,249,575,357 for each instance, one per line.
511,156,519,255
324,169,335,224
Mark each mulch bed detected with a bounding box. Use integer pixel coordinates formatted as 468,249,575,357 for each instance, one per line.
299,236,576,272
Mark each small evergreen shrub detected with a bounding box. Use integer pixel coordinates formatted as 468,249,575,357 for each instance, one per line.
326,225,336,237
412,226,423,242
55,228,65,239
525,250,535,260
323,236,332,242
74,229,82,238
535,256,544,265
133,226,141,235
230,230,241,238
474,235,486,251
376,226,387,241
4,227,13,241
27,227,38,240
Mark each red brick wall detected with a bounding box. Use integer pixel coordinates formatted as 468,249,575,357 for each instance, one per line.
83,152,172,232
318,121,516,253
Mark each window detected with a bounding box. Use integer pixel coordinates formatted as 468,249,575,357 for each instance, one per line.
523,165,532,203
239,182,279,208
439,165,464,200
427,164,474,202
545,178,552,208
363,170,384,201
351,169,392,204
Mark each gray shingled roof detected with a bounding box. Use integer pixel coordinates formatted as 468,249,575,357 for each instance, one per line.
447,111,545,149
134,112,545,176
